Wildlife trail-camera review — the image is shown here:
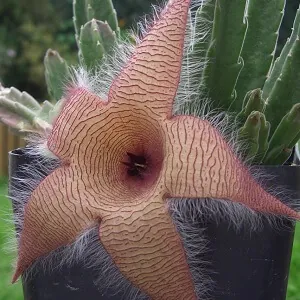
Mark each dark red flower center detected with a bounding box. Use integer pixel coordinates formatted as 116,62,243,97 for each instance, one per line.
123,152,148,179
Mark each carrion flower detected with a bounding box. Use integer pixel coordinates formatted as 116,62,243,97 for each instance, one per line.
11,0,300,299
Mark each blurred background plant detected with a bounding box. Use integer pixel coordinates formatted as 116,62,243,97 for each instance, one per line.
0,0,297,100
0,0,157,100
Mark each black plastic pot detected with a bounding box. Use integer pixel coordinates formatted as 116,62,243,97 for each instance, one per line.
9,148,298,300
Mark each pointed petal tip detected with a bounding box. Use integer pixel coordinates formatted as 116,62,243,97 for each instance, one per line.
291,209,300,221
11,265,22,284
12,252,29,284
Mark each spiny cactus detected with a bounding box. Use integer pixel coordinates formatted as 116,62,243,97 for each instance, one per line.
1,0,300,166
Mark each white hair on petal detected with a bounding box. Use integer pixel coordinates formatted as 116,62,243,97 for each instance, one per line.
68,0,205,104
8,148,60,238
169,203,214,299
173,0,212,114
68,38,136,102
20,226,148,300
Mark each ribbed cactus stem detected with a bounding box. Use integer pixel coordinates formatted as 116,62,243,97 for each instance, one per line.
265,37,300,136
234,0,286,110
201,0,247,110
263,103,300,165
281,130,300,163
253,113,270,164
0,86,54,134
73,0,119,44
289,131,300,151
265,146,293,165
19,92,41,110
238,111,261,160
2,87,40,110
79,19,116,69
89,0,119,36
73,0,87,43
236,88,265,125
0,97,36,123
263,4,300,99
48,99,66,124
44,49,70,101
38,101,54,121
86,4,95,21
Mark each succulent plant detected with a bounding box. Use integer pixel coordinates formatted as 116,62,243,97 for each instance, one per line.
1,0,300,168
0,85,52,134
10,2,300,299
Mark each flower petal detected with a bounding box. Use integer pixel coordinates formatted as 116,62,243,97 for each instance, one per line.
108,0,191,118
163,116,300,219
99,193,197,300
12,166,104,282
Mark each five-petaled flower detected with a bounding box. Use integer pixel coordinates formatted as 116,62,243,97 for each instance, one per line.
13,0,299,299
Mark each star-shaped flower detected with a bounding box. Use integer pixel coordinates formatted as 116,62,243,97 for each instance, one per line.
13,0,299,299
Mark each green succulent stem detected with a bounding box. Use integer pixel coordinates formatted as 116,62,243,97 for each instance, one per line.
0,86,57,134
73,0,119,44
79,19,116,69
0,96,37,123
89,0,119,36
263,4,300,99
5,87,40,111
201,0,248,111
73,0,87,42
253,113,270,164
44,49,70,101
238,111,261,160
38,101,54,121
235,88,265,125
234,0,285,111
263,103,300,165
264,37,300,136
